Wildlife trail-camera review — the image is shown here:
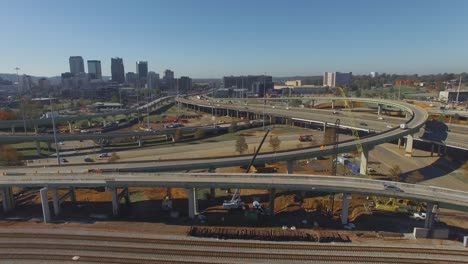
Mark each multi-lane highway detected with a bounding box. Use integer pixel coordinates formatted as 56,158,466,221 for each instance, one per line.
1,96,429,174
1,173,467,211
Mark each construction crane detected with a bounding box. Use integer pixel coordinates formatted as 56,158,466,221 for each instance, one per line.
223,128,271,209
337,87,364,154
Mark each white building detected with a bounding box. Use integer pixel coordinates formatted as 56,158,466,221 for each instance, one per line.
370,72,378,78
323,72,352,87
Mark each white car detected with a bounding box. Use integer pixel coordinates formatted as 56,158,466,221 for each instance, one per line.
410,212,426,221
58,142,64,145
367,167,376,173
377,116,384,120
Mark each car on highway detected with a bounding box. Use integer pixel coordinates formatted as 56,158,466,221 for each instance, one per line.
60,158,68,163
377,116,384,120
359,122,368,126
99,153,109,158
84,157,94,162
383,183,403,192
400,124,408,129
332,111,339,114
410,212,426,221
58,142,65,145
367,167,376,173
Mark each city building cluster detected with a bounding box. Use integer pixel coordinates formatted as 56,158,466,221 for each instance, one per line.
61,56,192,95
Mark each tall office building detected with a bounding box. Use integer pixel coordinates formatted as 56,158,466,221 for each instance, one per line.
69,56,85,74
178,76,192,93
111,57,125,84
323,72,352,87
163,69,175,91
125,72,137,85
147,71,160,90
87,60,102,79
136,61,148,80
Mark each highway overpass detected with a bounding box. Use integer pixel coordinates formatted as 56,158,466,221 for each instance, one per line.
1,173,467,227
1,96,429,176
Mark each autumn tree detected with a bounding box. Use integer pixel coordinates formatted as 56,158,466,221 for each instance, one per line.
406,171,425,184
194,128,205,139
235,136,248,154
0,146,24,166
229,121,238,133
269,136,281,152
174,128,183,142
388,165,403,182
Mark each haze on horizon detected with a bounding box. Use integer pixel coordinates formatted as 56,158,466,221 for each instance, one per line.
0,0,467,78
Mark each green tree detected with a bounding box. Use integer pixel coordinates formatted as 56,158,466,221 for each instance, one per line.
269,136,281,152
174,128,183,142
229,121,238,133
111,95,119,103
388,165,403,182
235,136,248,154
194,128,205,139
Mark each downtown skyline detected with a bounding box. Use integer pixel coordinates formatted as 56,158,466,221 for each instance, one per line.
1,0,468,78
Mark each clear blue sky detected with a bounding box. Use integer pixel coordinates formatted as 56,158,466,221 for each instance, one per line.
1,0,467,78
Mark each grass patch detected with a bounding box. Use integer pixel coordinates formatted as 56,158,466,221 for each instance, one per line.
129,191,146,202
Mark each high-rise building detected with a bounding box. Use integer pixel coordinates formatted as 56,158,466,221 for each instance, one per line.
370,72,378,78
136,61,148,80
147,71,160,90
125,72,137,85
178,76,192,93
111,57,125,84
223,75,273,95
87,60,102,79
323,72,352,87
163,69,175,91
69,56,85,74
38,78,50,90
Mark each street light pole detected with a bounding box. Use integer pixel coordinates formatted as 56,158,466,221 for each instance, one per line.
14,67,27,132
263,73,266,130
50,97,61,166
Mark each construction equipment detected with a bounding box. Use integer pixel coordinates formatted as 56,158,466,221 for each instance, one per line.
223,128,271,209
337,87,364,154
368,196,420,213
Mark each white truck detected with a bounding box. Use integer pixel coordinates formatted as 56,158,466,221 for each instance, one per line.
40,111,59,119
399,123,408,129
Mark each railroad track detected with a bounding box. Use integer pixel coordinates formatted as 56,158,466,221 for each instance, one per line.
0,232,466,264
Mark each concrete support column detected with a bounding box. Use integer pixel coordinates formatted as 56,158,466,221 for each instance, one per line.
341,193,352,225
52,188,60,216
377,104,382,116
69,187,76,203
87,119,91,126
47,141,51,151
11,125,15,134
103,119,107,127
405,134,414,157
40,188,51,223
287,160,294,174
34,125,38,134
1,188,14,213
397,138,402,149
331,100,335,110
323,122,327,132
360,149,369,176
269,189,276,216
137,139,142,147
185,188,197,218
35,140,41,155
110,187,119,217
430,144,435,157
437,144,441,156
311,100,315,108
68,122,73,134
424,202,438,229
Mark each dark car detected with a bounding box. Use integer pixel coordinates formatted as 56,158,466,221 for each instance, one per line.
359,122,368,126
84,158,94,162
